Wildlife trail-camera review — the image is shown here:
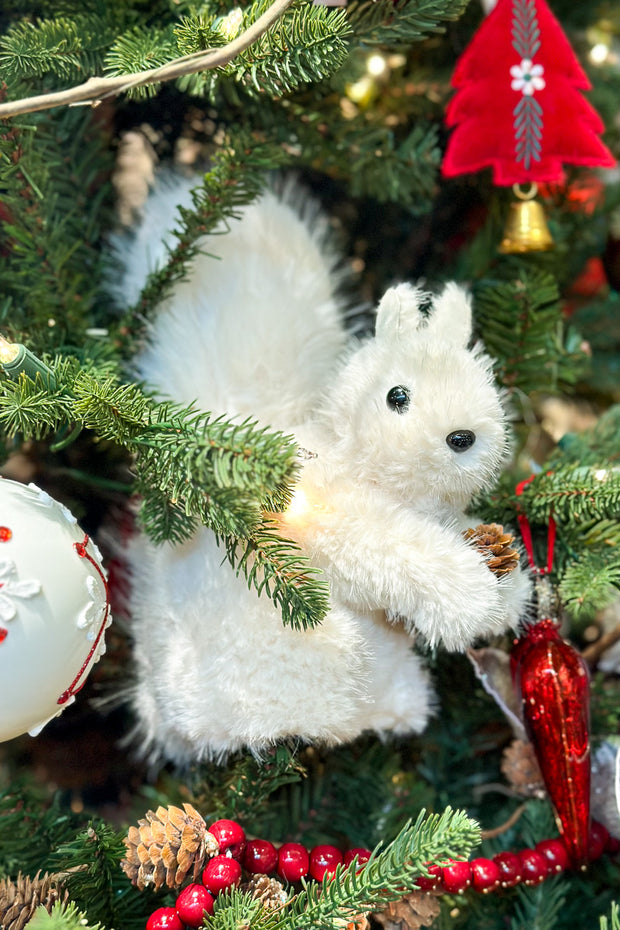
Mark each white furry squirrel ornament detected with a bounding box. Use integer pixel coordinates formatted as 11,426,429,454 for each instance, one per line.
120,178,531,764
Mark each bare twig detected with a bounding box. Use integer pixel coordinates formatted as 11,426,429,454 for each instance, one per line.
480,803,528,841
0,0,295,119
582,621,620,670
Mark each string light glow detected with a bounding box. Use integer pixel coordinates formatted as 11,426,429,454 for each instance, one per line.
366,53,388,77
589,42,609,64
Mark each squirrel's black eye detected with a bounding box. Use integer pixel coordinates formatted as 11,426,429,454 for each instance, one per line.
386,385,410,413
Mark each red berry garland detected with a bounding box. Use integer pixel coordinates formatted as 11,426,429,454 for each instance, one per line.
147,907,184,930
343,848,372,869
175,885,215,928
144,816,619,929
492,851,522,887
277,843,310,882
202,856,242,895
309,845,343,881
243,839,279,875
470,858,501,893
208,820,246,859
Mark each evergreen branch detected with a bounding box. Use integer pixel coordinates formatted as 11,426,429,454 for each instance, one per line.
280,808,480,929
173,14,228,56
223,518,330,629
546,403,620,468
136,488,199,546
0,15,119,82
347,122,440,208
49,822,155,930
0,374,73,439
472,267,588,394
601,902,620,930
28,901,104,930
119,137,287,334
0,0,296,118
70,372,151,443
0,106,114,349
348,0,468,44
228,2,352,96
189,745,307,822
0,785,82,876
559,551,620,620
210,890,269,930
104,25,178,97
510,876,567,930
517,464,620,525
0,359,302,543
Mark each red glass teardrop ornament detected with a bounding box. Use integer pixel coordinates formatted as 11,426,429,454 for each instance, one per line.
512,619,591,867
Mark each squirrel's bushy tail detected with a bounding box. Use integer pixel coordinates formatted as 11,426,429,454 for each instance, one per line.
114,175,359,432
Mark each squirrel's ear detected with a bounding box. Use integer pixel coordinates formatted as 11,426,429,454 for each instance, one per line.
375,284,426,343
426,283,473,347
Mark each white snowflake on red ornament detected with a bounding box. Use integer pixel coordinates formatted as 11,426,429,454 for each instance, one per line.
510,58,545,95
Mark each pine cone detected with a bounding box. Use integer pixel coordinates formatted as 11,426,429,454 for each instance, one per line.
463,523,520,575
373,891,441,930
121,804,218,890
501,738,545,797
0,872,66,930
241,874,288,911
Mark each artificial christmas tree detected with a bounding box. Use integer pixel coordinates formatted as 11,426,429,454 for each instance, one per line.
0,1,620,929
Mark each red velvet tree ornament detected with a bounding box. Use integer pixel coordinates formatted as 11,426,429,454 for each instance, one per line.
512,619,591,867
442,0,615,185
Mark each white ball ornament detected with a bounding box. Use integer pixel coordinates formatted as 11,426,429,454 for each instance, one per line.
0,478,112,742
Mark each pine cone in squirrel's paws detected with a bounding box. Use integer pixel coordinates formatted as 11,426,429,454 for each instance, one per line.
0,872,67,930
463,523,520,576
121,804,218,890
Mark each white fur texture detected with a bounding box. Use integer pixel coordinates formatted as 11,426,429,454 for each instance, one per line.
121,177,531,764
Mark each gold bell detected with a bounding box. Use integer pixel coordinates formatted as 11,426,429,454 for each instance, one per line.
498,182,554,254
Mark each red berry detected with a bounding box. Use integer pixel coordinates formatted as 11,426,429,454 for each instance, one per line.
176,884,215,927
535,838,570,873
588,821,609,861
470,858,501,893
492,851,522,887
415,863,443,891
243,839,278,874
208,820,246,859
309,845,343,881
518,849,548,885
202,855,242,894
441,860,472,894
147,907,184,930
343,848,372,870
277,843,310,882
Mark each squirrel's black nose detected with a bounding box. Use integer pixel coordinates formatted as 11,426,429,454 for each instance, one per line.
446,429,476,452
